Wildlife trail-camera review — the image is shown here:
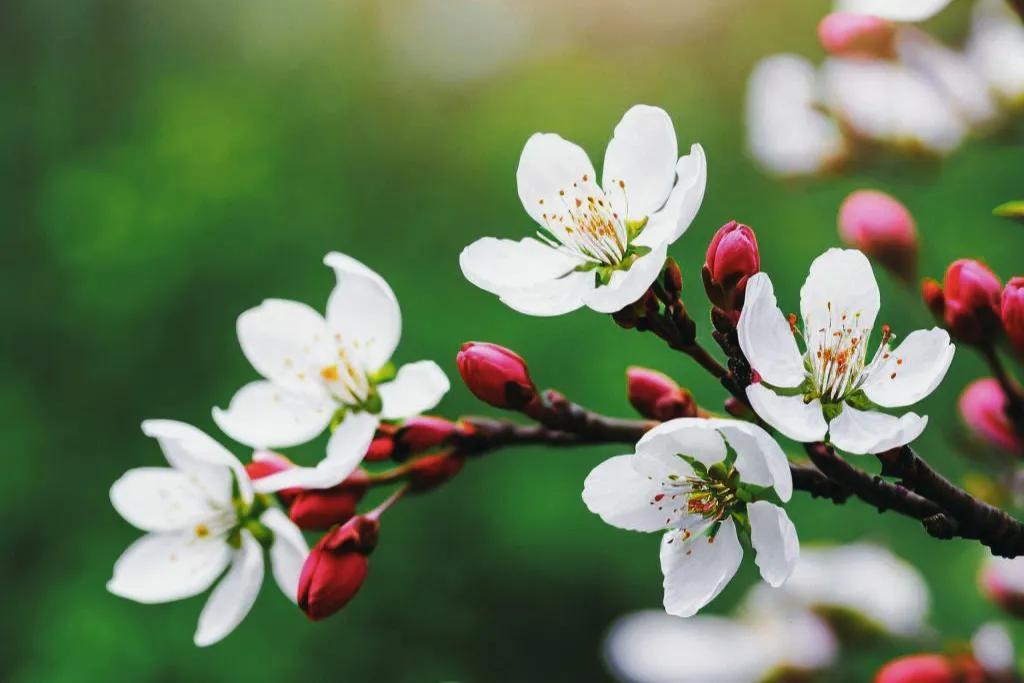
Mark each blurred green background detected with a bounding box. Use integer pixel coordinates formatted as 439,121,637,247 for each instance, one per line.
2,0,1023,680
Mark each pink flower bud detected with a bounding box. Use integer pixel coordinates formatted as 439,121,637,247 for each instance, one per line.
393,416,458,460
818,12,895,58
924,260,1002,345
364,424,397,462
960,378,1021,454
407,453,465,493
457,342,538,410
874,655,958,683
702,221,760,313
297,515,379,621
245,452,303,502
1003,277,1024,358
838,190,918,283
626,367,697,421
288,471,370,530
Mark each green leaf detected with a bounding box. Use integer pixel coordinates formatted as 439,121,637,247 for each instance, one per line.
994,200,1024,222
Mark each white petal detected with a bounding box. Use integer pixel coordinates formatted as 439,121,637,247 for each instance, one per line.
516,132,596,227
746,54,845,176
140,420,249,504
236,299,334,396
737,273,806,389
661,519,743,618
602,105,678,220
800,248,880,352
746,384,828,444
260,507,308,604
862,328,955,408
636,417,728,469
323,252,402,372
748,501,800,587
896,28,999,129
709,420,793,502
582,453,700,533
111,468,226,533
496,270,593,317
973,623,1016,674
633,145,708,248
251,411,378,492
583,242,667,314
378,360,450,420
967,0,1024,106
107,531,231,604
194,530,264,647
212,380,333,450
460,236,583,295
828,406,927,454
835,0,952,22
822,57,966,154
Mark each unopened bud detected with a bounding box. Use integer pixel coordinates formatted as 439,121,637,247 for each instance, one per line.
960,378,1021,454
245,452,303,502
1002,277,1024,358
297,515,379,621
288,471,370,530
838,190,918,283
393,416,458,461
663,257,683,298
703,221,760,313
924,260,1002,345
408,453,465,493
874,654,958,683
626,367,697,421
818,12,895,58
457,342,538,410
364,424,397,462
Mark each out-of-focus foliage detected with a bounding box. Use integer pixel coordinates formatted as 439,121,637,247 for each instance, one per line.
1,0,1022,681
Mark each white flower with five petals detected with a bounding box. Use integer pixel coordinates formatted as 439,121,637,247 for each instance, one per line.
582,418,798,618
738,248,955,454
107,420,309,647
213,252,449,492
460,105,706,316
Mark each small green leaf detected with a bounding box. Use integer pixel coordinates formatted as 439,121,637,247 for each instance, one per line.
994,200,1024,221
625,216,649,241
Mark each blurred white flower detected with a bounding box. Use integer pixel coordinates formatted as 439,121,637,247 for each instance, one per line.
835,0,952,23
749,543,930,636
738,248,954,454
214,252,449,492
746,54,847,176
461,105,705,316
972,622,1016,674
582,418,797,617
967,0,1024,109
108,420,308,647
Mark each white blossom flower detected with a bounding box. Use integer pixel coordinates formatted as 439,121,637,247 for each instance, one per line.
746,54,847,177
213,252,449,492
745,543,930,636
835,0,952,23
582,418,798,617
972,622,1016,674
460,105,706,316
967,0,1024,109
107,420,309,647
738,248,954,454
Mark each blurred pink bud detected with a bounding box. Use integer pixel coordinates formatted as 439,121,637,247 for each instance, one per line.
407,453,465,493
364,424,397,462
702,221,760,312
875,654,981,683
980,556,1024,618
818,12,895,58
297,515,379,621
838,190,918,283
626,367,697,421
923,260,1002,345
457,342,538,410
960,378,1021,454
394,416,458,459
1003,277,1024,358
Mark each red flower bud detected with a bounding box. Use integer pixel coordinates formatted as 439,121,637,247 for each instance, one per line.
960,378,1021,454
818,12,895,58
408,453,465,493
393,416,458,460
297,515,379,621
626,367,697,421
245,452,303,502
457,342,538,410
364,424,397,462
838,190,918,283
875,655,957,683
702,221,760,313
924,260,1002,345
1003,277,1024,358
288,471,370,530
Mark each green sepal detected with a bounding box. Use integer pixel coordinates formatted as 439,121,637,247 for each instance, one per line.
625,216,648,241
821,401,844,422
244,519,275,548
844,389,878,411
329,406,349,432
679,454,709,478
369,362,396,384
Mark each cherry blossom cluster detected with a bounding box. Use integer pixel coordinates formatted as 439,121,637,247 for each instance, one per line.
747,0,1024,176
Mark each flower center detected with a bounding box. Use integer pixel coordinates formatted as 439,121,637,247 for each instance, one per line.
536,172,629,266
803,304,876,402
683,475,738,521
319,342,372,407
